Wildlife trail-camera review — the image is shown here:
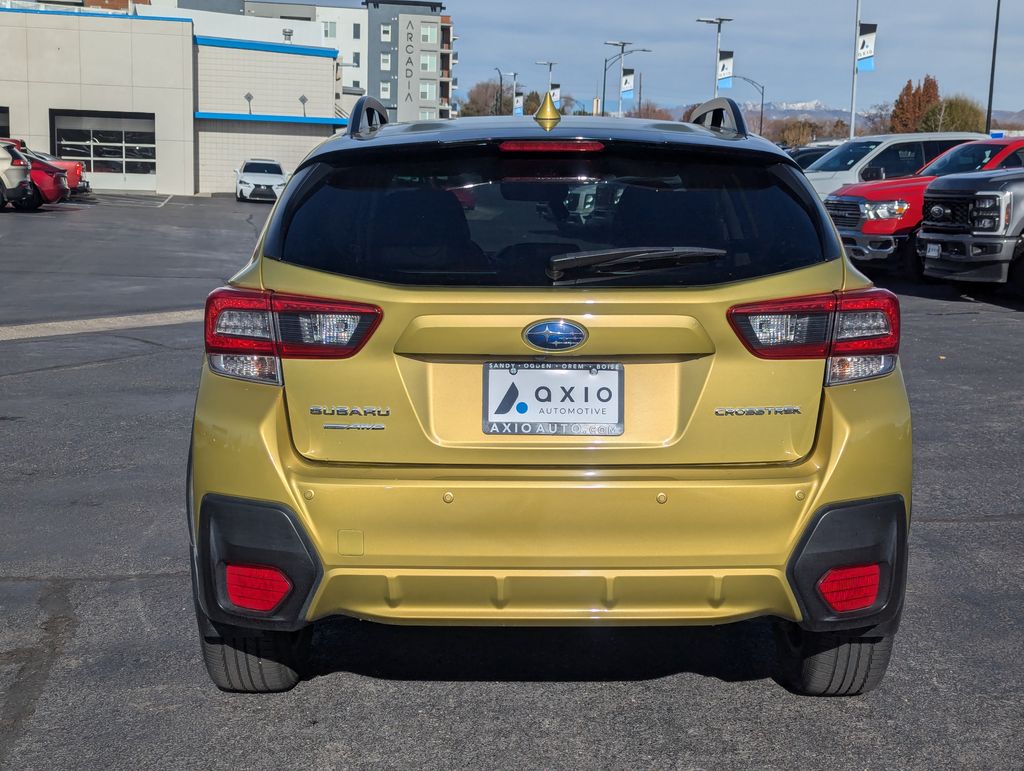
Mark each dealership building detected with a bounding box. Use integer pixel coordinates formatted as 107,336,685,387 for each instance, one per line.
0,0,456,194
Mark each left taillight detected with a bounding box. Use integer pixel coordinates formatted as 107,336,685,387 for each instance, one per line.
204,287,382,384
727,288,900,385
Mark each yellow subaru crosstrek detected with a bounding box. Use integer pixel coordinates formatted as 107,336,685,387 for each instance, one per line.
189,97,911,695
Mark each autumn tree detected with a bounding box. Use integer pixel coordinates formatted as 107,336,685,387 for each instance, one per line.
890,75,940,132
861,103,892,134
626,102,674,120
919,96,985,133
456,80,510,117
678,103,700,122
523,90,542,114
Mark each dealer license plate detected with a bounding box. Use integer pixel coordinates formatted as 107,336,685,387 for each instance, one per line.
926,243,941,258
483,362,624,436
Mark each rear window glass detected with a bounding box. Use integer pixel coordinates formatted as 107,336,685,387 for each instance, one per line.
243,162,282,175
268,146,837,287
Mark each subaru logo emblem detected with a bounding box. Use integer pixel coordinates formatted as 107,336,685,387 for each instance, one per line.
929,204,947,220
523,319,587,351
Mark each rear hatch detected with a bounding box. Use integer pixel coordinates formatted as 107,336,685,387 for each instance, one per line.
260,138,845,466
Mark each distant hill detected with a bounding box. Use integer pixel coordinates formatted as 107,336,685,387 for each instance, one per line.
668,101,1024,126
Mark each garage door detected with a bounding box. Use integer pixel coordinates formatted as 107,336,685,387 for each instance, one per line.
53,113,157,192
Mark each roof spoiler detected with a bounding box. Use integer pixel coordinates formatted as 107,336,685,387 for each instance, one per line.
346,96,389,137
690,97,748,137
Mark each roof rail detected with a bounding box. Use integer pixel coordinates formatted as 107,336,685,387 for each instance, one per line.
690,97,748,136
346,96,389,137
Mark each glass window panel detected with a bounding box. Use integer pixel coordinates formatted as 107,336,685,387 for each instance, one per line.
93,130,124,143
125,145,156,159
93,160,124,173
94,144,125,158
125,131,155,144
57,128,91,143
58,144,91,158
125,161,156,175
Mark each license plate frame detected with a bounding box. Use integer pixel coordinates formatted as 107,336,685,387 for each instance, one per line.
482,362,624,436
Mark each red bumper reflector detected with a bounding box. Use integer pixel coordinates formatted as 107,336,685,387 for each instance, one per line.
225,564,292,612
817,564,880,612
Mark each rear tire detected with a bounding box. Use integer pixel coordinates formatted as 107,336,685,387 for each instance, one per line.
773,621,895,696
196,605,311,693
898,236,926,281
12,185,42,211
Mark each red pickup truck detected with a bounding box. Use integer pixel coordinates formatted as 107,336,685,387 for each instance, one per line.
824,137,1024,277
0,137,88,194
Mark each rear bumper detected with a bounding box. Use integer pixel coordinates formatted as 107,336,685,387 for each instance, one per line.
73,180,91,194
837,229,907,268
190,367,912,631
3,179,33,203
918,231,1019,283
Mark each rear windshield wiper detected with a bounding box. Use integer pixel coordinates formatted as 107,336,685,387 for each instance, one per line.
547,246,726,285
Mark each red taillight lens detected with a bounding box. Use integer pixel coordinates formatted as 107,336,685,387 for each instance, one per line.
499,140,605,153
204,287,382,384
273,293,382,359
727,293,835,359
831,289,900,355
727,288,900,384
817,564,880,612
225,564,292,612
11,157,27,167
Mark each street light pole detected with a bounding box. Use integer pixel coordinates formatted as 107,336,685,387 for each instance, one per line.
604,42,629,116
696,18,732,98
600,43,651,117
494,67,504,115
510,71,518,115
535,61,557,92
985,0,1002,134
734,75,765,134
848,0,860,139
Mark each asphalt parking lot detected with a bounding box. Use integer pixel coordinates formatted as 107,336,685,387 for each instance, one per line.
1,194,1022,769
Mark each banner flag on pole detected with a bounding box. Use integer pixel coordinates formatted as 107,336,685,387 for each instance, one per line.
551,83,561,110
717,50,734,89
513,90,524,116
621,68,635,104
857,23,877,72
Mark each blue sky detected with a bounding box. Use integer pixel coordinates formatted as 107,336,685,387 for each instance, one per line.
446,0,1022,113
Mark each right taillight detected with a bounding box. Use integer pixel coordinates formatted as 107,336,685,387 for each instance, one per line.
204,287,382,385
728,288,900,385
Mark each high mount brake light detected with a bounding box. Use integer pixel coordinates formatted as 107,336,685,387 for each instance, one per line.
499,140,605,153
727,289,900,385
204,287,382,384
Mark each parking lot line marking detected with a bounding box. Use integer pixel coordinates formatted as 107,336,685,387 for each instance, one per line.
0,309,203,342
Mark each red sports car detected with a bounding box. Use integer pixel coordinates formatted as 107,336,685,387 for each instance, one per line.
1,137,87,196
13,152,69,210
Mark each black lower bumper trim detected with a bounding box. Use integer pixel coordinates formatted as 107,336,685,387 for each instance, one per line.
194,494,322,632
787,495,908,634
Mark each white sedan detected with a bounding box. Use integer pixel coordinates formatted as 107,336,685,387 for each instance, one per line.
235,159,287,202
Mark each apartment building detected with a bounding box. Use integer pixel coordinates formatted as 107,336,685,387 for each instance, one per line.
244,0,456,121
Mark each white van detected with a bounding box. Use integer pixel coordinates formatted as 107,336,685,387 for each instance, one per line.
804,132,987,198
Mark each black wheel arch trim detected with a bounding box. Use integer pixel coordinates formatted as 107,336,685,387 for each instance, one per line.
192,493,323,633
786,494,908,635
